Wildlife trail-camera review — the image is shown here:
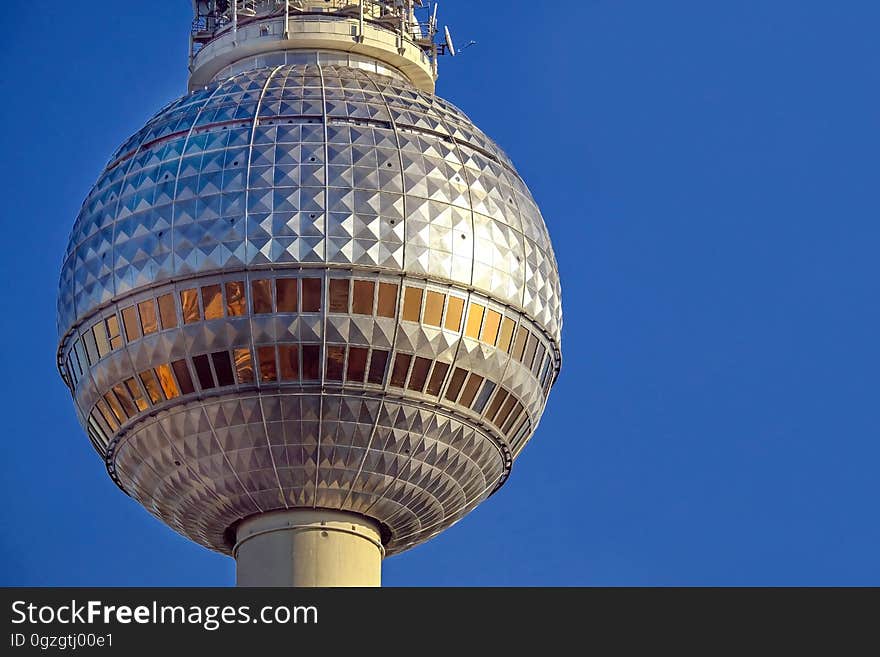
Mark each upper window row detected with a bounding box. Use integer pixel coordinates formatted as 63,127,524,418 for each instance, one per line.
399,286,549,378
63,275,556,394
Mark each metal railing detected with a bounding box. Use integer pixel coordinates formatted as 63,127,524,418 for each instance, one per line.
190,1,441,69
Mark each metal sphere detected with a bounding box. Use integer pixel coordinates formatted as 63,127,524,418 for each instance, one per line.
57,64,561,555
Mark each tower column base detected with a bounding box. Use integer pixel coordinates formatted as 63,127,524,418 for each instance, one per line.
233,509,384,587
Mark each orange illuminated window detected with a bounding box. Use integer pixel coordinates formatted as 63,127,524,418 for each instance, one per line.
202,284,223,320
302,278,322,312
193,354,216,389
498,318,516,352
512,326,529,361
276,278,298,312
481,310,502,345
326,346,345,381
95,398,119,432
523,333,538,368
377,282,398,318
302,345,321,380
367,349,389,384
423,291,445,327
139,369,165,404
486,389,509,423
426,362,450,397
445,368,468,402
402,287,423,322
390,353,412,387
352,280,375,315
93,322,110,358
445,297,464,332
329,279,350,313
157,293,177,329
279,345,299,381
111,384,137,418
180,288,201,324
495,395,518,429
408,357,432,392
154,364,180,399
532,344,546,376
212,351,235,386
225,281,246,316
103,392,126,423
346,347,368,383
233,348,255,384
121,307,140,342
252,279,273,314
106,315,123,350
257,346,277,382
459,374,484,408
503,402,525,434
138,300,158,335
465,304,484,339
171,359,195,394
124,377,149,412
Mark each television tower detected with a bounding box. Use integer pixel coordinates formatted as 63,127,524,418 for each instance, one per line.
57,1,562,587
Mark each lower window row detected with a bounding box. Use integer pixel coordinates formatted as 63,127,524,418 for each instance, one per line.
86,344,530,456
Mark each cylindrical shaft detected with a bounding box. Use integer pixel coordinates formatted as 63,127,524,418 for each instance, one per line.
234,509,383,587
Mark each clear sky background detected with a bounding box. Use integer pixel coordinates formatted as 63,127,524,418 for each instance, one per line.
1,1,878,586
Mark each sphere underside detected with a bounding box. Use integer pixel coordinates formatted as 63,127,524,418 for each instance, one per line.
117,392,507,555
57,64,561,556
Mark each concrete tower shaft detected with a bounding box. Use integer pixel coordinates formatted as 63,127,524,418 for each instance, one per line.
234,510,383,586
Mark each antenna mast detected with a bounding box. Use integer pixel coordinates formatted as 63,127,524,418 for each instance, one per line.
189,1,457,92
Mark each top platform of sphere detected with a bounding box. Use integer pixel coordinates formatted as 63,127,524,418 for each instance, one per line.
189,1,455,93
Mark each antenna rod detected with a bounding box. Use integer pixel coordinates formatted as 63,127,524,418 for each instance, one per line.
399,3,405,52
232,0,238,43
358,0,365,42
284,0,289,39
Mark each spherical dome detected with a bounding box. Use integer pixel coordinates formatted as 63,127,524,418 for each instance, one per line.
57,64,561,555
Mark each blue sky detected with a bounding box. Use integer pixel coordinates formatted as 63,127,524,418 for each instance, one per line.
1,0,878,585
